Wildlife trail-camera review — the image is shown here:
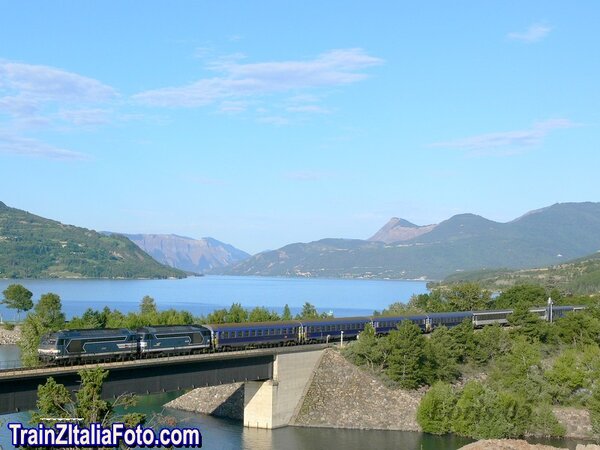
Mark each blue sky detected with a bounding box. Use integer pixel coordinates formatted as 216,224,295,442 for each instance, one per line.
1,2,598,254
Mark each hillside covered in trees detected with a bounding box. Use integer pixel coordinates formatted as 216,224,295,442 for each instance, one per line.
344,283,600,440
440,251,600,295
0,201,185,279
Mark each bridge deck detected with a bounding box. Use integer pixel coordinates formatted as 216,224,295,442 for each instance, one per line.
0,344,331,414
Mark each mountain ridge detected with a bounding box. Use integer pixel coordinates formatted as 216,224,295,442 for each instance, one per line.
218,202,600,280
122,233,249,273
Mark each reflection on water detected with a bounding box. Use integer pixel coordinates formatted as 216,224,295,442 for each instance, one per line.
0,378,592,450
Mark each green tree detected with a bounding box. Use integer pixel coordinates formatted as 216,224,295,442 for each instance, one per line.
31,368,145,447
495,284,548,309
555,312,600,347
387,321,426,389
471,324,510,365
424,326,460,383
2,284,33,321
34,293,66,330
296,302,320,320
417,381,457,434
589,384,600,436
140,295,158,316
448,318,475,364
249,306,280,322
445,282,491,311
508,306,552,342
344,322,389,370
226,303,248,323
282,304,292,321
18,313,47,367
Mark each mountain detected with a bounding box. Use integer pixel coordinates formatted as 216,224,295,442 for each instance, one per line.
0,201,186,279
368,217,437,243
218,202,600,280
123,234,250,273
441,251,600,295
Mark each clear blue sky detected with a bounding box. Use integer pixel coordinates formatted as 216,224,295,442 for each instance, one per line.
1,2,598,254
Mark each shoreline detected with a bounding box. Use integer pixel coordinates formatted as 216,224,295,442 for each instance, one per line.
0,327,21,345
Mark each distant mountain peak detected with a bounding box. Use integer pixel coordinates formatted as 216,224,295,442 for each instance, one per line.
123,233,250,273
368,217,437,244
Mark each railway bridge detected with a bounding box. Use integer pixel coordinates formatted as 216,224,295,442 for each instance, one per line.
0,344,328,429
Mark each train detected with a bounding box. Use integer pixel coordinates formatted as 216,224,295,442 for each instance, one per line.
37,305,585,364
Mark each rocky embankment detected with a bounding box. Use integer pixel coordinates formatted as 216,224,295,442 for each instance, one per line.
459,440,600,450
292,349,422,430
0,326,21,345
166,383,244,420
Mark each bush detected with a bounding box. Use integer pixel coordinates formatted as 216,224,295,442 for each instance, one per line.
417,381,456,434
2,323,15,330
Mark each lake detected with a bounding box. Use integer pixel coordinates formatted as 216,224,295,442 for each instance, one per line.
0,275,428,320
0,276,589,449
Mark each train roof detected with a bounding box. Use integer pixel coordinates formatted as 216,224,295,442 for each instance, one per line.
298,316,372,325
56,328,134,337
137,325,208,333
203,320,302,331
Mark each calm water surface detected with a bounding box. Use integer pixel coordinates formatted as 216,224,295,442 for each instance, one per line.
0,275,428,320
0,391,588,450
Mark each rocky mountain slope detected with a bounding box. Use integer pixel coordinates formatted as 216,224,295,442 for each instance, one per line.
368,217,437,243
124,234,249,273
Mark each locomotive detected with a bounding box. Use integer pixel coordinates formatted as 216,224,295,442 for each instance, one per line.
37,305,584,364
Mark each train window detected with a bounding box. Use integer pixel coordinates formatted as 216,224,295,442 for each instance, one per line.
283,328,288,335
235,331,241,338
244,331,249,337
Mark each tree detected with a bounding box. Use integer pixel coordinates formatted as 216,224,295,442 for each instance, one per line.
448,318,475,364
282,304,292,321
140,295,158,316
18,313,47,367
2,284,33,321
296,302,320,320
495,284,547,309
387,321,427,389
225,303,248,323
344,322,388,370
445,282,491,311
249,306,280,322
508,306,551,342
424,326,460,383
417,381,457,434
34,293,65,330
31,368,145,448
471,324,510,365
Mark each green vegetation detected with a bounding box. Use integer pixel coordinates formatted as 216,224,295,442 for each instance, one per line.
32,367,145,448
0,201,185,279
343,282,600,440
2,283,34,321
442,251,600,295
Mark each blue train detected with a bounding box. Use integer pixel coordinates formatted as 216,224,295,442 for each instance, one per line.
37,305,585,364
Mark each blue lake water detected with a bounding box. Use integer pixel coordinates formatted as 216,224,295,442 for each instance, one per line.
0,275,428,320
